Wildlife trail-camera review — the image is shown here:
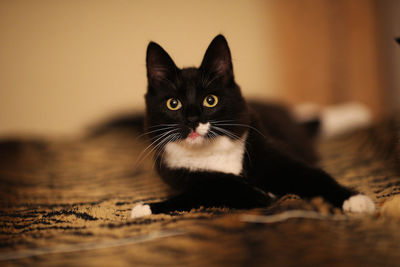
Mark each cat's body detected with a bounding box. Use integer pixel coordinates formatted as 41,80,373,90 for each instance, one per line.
131,35,375,218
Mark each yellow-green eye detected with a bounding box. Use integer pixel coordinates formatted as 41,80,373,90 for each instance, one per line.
166,98,182,110
203,94,218,108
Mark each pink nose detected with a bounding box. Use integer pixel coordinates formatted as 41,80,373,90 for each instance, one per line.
188,132,200,139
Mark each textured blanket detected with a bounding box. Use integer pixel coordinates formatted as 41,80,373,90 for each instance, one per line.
0,116,399,266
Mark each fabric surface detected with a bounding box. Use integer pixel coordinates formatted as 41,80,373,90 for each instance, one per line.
0,116,399,266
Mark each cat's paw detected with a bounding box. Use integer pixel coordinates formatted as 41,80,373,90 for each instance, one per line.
342,194,375,213
130,203,152,219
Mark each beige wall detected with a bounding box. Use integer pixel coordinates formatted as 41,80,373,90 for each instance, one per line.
0,0,398,136
0,0,276,136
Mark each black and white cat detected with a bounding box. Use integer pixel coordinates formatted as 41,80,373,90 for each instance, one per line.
131,35,375,218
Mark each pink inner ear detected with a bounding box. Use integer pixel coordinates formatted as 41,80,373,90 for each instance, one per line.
212,58,232,77
214,60,227,74
149,66,168,81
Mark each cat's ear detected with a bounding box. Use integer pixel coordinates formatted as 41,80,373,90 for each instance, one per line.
200,35,233,83
146,42,178,88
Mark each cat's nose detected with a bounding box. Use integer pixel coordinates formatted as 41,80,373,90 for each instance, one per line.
187,115,199,123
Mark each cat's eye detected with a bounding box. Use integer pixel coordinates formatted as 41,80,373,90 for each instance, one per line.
166,98,182,111
203,94,218,108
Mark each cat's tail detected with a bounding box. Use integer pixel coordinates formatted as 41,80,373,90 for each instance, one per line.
293,102,372,138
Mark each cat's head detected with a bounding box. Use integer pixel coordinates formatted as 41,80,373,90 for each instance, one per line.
145,35,250,147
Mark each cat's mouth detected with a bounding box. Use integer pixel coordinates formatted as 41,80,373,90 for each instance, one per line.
184,122,210,145
188,131,200,139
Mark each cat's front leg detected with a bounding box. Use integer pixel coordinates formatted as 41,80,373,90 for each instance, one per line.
131,173,273,218
130,194,192,219
131,192,215,218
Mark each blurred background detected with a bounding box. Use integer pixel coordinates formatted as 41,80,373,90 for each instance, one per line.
0,0,399,137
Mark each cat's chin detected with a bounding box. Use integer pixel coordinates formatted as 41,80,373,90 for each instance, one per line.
183,136,206,146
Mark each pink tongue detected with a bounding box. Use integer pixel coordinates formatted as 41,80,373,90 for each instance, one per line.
188,132,200,139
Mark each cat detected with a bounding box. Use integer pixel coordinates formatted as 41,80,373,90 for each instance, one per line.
131,35,375,218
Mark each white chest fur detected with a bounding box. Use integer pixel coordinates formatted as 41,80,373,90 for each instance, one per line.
163,132,248,175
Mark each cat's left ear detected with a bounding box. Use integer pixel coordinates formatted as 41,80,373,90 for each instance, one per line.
200,34,233,83
146,42,178,88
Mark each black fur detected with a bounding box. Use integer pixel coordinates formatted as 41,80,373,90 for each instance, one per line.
141,35,355,214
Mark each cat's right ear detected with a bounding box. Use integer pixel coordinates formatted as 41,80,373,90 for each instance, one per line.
146,42,178,88
200,35,233,84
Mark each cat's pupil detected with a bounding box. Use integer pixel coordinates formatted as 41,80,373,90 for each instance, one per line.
170,99,178,108
206,96,215,105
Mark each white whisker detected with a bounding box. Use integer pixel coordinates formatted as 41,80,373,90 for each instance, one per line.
212,126,241,140
156,133,181,169
136,126,176,140
214,123,266,138
152,134,176,169
148,123,179,129
142,133,176,170
210,125,251,164
134,128,178,167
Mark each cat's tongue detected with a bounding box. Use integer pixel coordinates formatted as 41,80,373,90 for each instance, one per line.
188,132,200,139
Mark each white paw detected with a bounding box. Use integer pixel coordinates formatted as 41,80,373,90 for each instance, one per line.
130,203,152,219
342,194,375,213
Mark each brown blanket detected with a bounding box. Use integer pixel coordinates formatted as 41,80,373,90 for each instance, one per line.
0,116,399,266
